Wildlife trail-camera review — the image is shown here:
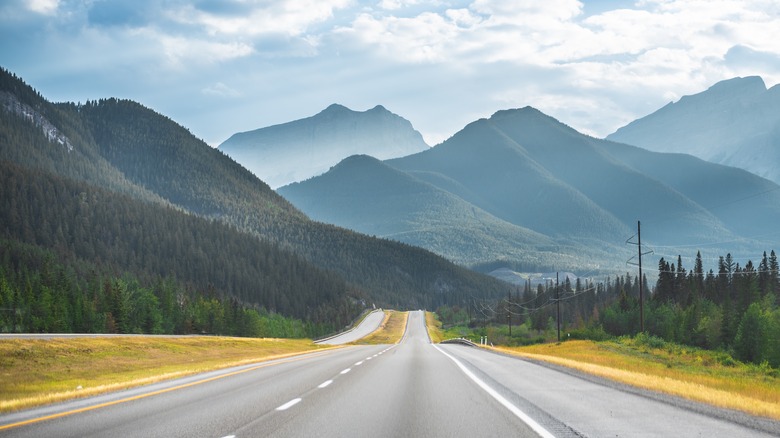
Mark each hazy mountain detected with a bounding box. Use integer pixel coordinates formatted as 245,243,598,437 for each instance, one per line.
279,105,780,271
599,140,780,245
475,107,733,246
607,76,780,184
279,155,557,266
0,67,510,322
389,107,738,247
219,104,429,188
389,112,631,244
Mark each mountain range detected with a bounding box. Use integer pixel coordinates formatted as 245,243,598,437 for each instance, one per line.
280,105,780,273
0,67,509,334
5,62,779,325
219,104,429,188
607,76,780,185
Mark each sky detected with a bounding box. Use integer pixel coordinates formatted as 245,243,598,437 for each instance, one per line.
2,0,780,146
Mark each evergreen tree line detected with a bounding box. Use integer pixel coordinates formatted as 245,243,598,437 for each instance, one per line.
0,239,320,337
0,160,361,335
446,254,780,367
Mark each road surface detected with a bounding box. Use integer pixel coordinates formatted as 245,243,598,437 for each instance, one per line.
315,309,386,345
2,311,777,437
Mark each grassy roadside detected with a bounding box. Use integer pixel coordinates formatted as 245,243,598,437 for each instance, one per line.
425,311,444,343
351,310,408,345
0,336,332,413
493,337,780,420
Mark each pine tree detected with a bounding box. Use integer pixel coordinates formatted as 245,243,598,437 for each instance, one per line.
733,303,765,364
770,250,779,305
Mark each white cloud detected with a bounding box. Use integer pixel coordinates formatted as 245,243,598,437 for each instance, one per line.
153,32,254,68
469,0,583,24
327,0,780,136
5,0,780,146
378,0,418,10
170,0,352,37
26,0,58,15
341,11,461,63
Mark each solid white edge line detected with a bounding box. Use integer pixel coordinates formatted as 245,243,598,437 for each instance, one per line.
318,380,333,388
276,398,302,411
432,345,555,438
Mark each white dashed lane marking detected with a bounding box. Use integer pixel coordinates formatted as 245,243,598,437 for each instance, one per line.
271,347,390,418
275,398,301,411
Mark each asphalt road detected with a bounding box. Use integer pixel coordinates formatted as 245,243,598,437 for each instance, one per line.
315,309,386,345
2,311,778,437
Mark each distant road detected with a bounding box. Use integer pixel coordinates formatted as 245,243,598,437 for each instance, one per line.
2,311,777,437
315,309,385,345
0,310,387,342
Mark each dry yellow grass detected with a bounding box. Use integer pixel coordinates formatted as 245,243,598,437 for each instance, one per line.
425,311,444,343
495,340,780,420
351,311,408,344
0,336,332,413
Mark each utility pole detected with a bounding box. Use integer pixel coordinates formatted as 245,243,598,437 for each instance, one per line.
556,272,561,342
638,221,644,333
627,221,652,334
507,289,512,337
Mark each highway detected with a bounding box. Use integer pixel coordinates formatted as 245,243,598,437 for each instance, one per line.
315,309,386,345
2,311,778,437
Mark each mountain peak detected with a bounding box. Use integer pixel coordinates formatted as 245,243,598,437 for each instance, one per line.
220,103,428,188
321,103,353,115
319,103,396,119
491,106,539,116
607,75,780,184
489,106,552,123
706,76,766,95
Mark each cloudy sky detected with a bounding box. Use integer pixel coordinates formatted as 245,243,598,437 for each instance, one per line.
3,0,780,146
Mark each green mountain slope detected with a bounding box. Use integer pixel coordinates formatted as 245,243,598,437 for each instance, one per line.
0,73,168,206
0,160,354,328
483,108,733,246
600,140,780,244
279,155,559,266
389,116,630,244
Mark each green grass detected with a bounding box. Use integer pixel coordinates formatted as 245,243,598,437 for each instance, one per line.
0,336,332,413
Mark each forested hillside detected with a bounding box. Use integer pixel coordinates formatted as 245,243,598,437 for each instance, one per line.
0,160,356,335
0,67,508,336
458,250,780,367
66,95,509,309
